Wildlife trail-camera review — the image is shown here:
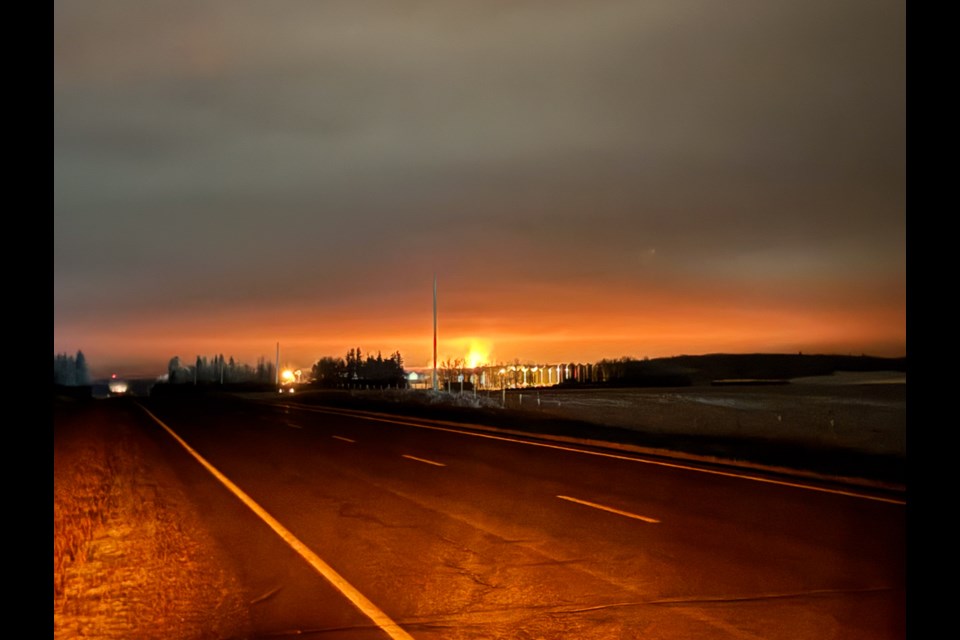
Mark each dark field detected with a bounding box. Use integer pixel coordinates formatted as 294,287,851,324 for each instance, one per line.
282,371,906,486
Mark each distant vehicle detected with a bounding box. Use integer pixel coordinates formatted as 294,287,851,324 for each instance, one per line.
278,383,296,394
108,379,128,396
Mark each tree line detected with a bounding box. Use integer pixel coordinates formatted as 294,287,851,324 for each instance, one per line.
312,349,406,388
53,351,91,386
166,354,276,385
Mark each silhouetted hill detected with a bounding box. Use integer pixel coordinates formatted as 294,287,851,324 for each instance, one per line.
653,353,906,385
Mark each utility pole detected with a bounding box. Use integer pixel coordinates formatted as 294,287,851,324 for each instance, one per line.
275,342,280,386
433,274,438,391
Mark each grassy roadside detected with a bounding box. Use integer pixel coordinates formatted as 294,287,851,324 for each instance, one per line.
53,398,252,639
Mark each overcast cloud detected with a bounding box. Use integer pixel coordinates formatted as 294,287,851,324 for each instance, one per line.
54,1,905,376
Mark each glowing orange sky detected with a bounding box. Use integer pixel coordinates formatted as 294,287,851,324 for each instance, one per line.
56,275,905,379
54,2,905,379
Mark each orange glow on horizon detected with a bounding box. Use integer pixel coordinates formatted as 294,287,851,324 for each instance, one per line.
463,339,492,368
56,277,905,379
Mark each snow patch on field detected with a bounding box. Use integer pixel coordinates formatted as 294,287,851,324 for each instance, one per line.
673,395,772,410
523,383,905,457
792,371,906,385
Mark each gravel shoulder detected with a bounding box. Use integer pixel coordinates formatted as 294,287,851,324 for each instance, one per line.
54,399,253,640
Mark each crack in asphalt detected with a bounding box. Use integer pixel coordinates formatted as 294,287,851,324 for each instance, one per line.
249,585,283,606
440,559,501,590
508,558,587,568
391,584,899,627
336,503,417,529
640,585,900,606
534,584,900,614
254,623,391,637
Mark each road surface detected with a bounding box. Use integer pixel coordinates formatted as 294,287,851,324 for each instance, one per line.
132,393,905,639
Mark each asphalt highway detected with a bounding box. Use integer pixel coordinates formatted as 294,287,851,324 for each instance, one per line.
134,394,905,639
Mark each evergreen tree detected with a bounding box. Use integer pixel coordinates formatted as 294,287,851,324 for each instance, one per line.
53,351,93,386
75,351,90,385
53,353,76,385
168,356,182,383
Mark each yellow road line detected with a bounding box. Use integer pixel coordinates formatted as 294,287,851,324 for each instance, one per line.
332,435,356,443
138,404,414,640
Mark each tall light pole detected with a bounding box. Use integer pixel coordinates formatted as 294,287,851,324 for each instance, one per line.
432,274,438,391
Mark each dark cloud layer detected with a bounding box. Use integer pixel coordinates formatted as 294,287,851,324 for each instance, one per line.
54,1,905,376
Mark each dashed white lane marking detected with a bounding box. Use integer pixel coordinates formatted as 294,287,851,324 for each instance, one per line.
287,423,303,429
402,454,446,467
332,436,356,443
280,405,905,506
557,495,661,523
138,404,414,640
